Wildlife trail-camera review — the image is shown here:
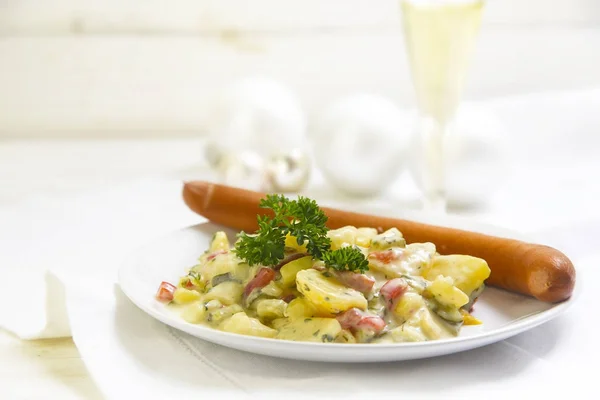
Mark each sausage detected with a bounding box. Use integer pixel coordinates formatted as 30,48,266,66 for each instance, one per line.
182,181,576,303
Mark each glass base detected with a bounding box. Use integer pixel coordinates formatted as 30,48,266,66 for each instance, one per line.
422,192,447,214
417,115,449,215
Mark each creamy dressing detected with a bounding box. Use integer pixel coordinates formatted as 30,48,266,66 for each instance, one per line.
368,243,436,277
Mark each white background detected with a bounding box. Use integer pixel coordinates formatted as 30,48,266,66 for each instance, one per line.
1,0,599,137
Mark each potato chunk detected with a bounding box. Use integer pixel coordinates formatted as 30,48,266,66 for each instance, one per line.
394,292,427,322
296,269,367,315
285,233,308,252
355,228,378,247
371,227,406,250
209,231,230,252
220,312,277,338
172,288,201,305
279,256,313,287
327,226,358,250
285,297,317,320
181,302,206,324
389,325,427,342
422,255,491,297
276,317,342,342
203,281,243,305
424,275,469,309
256,299,288,320
196,254,248,287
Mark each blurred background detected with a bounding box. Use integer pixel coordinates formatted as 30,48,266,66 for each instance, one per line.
1,0,599,138
1,0,599,223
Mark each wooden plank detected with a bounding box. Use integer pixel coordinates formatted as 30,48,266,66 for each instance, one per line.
0,331,103,399
1,0,599,35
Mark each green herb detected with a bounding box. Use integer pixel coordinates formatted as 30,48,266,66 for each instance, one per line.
321,334,335,342
233,194,369,273
234,194,329,264
321,246,369,274
188,271,202,281
234,214,287,266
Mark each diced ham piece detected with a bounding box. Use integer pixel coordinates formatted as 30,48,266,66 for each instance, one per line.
336,308,386,334
243,267,276,299
336,308,363,329
333,271,375,295
380,278,408,309
368,249,401,264
356,316,386,333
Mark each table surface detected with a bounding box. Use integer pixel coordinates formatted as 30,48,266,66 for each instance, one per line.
0,331,104,400
1,128,598,399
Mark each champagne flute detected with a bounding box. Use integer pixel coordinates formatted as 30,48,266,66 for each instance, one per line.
400,0,484,213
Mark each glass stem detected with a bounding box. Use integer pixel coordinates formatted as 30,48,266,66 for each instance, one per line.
418,115,448,213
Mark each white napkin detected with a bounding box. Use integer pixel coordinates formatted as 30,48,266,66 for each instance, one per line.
0,178,200,339
0,177,595,399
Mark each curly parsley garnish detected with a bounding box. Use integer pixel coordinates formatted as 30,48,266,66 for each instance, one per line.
321,247,369,274
234,194,369,273
234,214,287,267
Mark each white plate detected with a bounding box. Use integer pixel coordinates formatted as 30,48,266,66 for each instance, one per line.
118,215,578,363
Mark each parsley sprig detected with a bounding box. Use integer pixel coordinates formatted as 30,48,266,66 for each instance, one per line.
322,247,369,274
234,194,369,273
234,214,287,267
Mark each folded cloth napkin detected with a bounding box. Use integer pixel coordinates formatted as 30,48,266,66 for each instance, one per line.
0,178,199,339
0,177,595,399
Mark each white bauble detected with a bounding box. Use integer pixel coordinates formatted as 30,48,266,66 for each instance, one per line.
265,149,311,193
204,76,307,164
407,107,510,208
311,94,411,197
215,150,267,191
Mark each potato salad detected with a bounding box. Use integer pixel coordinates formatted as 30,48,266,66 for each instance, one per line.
156,214,491,344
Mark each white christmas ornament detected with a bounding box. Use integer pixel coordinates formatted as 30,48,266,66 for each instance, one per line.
204,76,307,164
265,149,311,193
203,76,311,192
311,94,411,197
214,151,267,192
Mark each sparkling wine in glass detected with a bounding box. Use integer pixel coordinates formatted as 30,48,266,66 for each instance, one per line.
400,0,484,212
